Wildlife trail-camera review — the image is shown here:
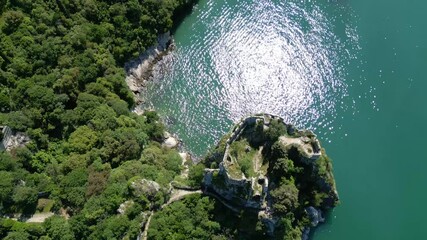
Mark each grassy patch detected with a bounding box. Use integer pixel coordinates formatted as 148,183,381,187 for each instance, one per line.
228,140,258,178
36,198,54,213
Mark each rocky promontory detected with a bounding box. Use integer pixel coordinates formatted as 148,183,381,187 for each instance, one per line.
202,114,339,239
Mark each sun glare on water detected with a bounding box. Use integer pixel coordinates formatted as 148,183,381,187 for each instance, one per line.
145,0,360,155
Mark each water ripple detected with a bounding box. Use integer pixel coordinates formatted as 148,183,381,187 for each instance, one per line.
145,0,360,156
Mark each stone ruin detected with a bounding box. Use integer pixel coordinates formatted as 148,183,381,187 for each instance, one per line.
203,114,323,214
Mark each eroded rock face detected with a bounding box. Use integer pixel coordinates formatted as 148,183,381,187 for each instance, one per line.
202,114,339,238
1,126,30,151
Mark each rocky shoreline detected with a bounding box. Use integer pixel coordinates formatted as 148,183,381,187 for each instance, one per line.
125,32,175,106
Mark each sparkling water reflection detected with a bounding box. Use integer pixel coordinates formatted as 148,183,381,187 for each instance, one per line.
143,0,361,156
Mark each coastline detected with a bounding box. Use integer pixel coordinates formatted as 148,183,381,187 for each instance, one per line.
124,0,199,152
125,32,175,108
124,0,198,112
123,31,190,161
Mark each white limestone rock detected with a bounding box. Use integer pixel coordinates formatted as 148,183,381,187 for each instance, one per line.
163,136,179,149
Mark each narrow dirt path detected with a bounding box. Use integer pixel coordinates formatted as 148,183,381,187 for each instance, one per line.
142,151,202,240
141,211,153,240
142,189,202,240
166,189,203,206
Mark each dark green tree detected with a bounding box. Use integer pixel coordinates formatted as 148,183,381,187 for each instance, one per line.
43,216,74,240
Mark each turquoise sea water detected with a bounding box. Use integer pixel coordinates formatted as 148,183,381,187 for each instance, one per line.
144,0,427,239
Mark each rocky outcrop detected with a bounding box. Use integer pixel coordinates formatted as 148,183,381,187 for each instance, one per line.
162,131,179,149
125,32,174,105
0,126,30,151
129,179,161,199
302,228,311,240
163,136,179,149
306,206,325,227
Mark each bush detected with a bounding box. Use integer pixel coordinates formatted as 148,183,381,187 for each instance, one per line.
264,119,287,142
270,180,299,214
187,164,205,187
12,186,38,209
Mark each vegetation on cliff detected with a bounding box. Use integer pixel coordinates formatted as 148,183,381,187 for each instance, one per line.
147,115,338,240
0,0,196,239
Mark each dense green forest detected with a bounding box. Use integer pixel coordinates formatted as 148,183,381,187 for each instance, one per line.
0,0,199,239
